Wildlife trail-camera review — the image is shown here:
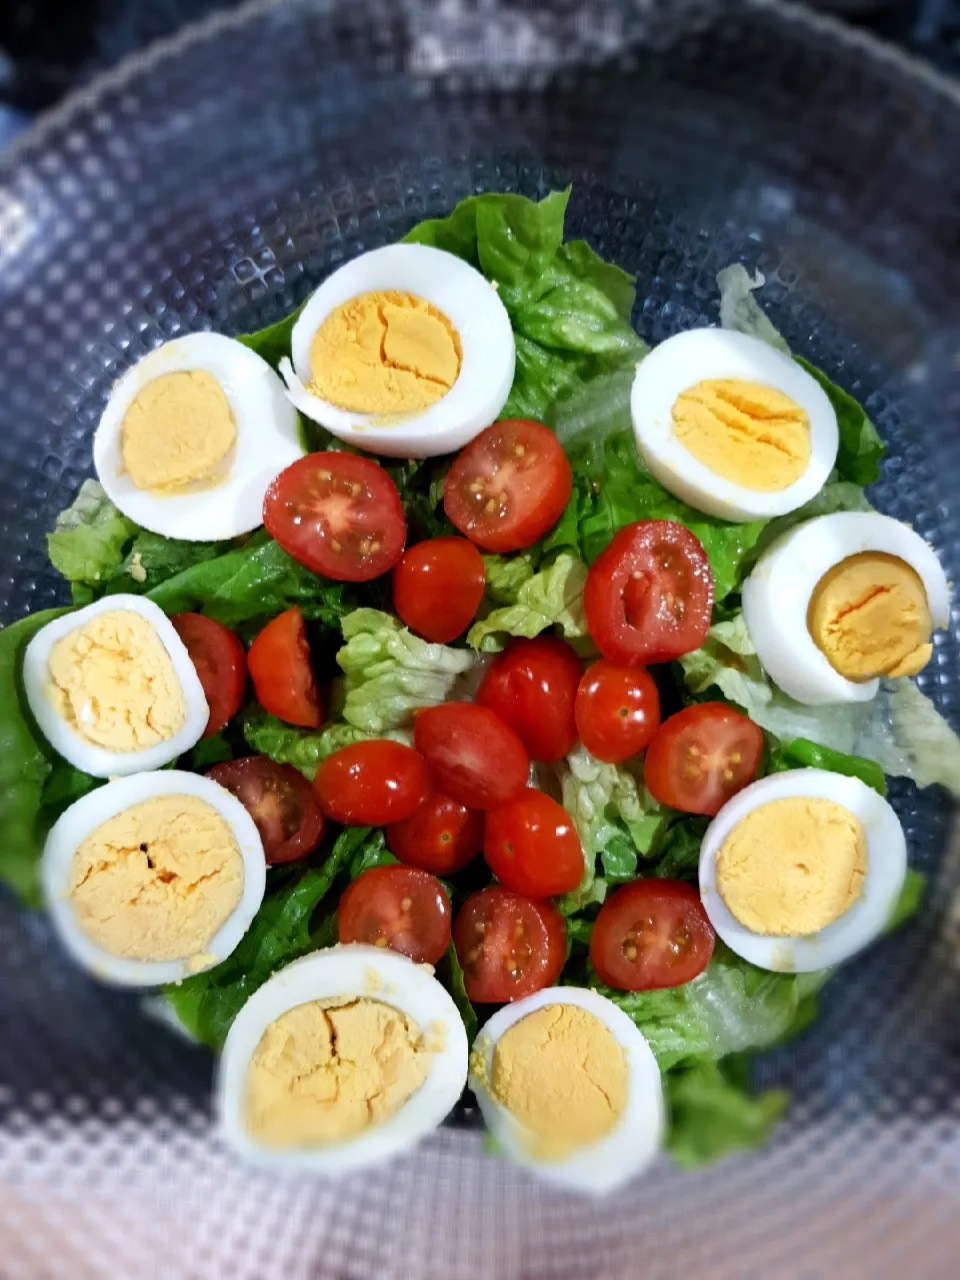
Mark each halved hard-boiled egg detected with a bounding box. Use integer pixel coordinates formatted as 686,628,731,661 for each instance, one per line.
216,945,468,1173
42,770,267,987
279,244,515,457
23,595,209,777
470,987,664,1194
699,769,906,973
742,511,950,705
93,332,302,541
631,329,839,521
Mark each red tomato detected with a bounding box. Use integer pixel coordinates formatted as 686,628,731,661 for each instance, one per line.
207,757,324,865
338,866,450,965
313,741,430,825
263,452,406,583
443,419,572,553
392,537,485,644
413,703,529,811
476,636,580,763
590,879,715,991
385,792,484,876
453,887,566,1003
171,613,246,737
575,661,661,764
583,520,714,665
484,788,584,898
644,703,763,816
247,606,321,729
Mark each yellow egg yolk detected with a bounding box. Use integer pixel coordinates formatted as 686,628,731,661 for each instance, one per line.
243,998,428,1149
486,1004,627,1161
716,796,866,937
47,610,186,752
671,378,810,491
807,551,934,681
120,369,237,491
68,794,243,962
309,290,462,416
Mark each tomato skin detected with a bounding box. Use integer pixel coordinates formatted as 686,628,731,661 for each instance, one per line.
337,866,450,965
575,661,661,764
393,538,485,644
476,636,581,763
590,879,715,991
247,606,322,729
385,792,483,876
413,703,529,811
453,887,567,1003
584,520,714,665
484,788,585,898
313,741,430,826
207,757,324,865
263,452,406,583
644,703,763,817
443,419,572,553
171,613,246,737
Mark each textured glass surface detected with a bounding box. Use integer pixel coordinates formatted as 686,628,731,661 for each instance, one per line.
0,2,959,1275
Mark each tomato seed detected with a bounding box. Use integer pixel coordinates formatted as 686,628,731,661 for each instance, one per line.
401,897,412,912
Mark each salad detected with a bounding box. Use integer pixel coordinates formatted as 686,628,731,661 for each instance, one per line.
2,188,957,1191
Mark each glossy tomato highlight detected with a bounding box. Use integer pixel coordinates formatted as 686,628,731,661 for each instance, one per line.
392,537,485,644
476,635,580,763
413,703,529,810
484,788,584,898
386,792,484,876
575,661,660,764
313,741,430,826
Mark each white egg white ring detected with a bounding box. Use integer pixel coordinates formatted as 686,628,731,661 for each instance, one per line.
93,332,302,541
630,328,839,521
742,511,951,706
281,243,516,458
216,945,469,1175
699,769,907,973
42,770,267,988
22,594,209,777
470,986,664,1195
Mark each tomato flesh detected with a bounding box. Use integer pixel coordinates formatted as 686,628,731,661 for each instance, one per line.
476,635,580,763
263,452,406,583
584,520,714,664
247,606,321,729
443,419,572,553
590,879,715,991
644,703,763,816
385,792,483,876
207,757,324,865
453,887,566,1003
575,660,661,764
313,741,430,826
338,865,450,965
484,788,584,898
413,703,529,811
171,613,246,737
393,537,485,644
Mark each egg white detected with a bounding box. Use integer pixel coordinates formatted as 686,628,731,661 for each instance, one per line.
42,770,267,987
630,328,839,521
22,594,209,777
470,986,664,1194
699,769,906,973
280,243,516,458
741,511,951,705
93,332,302,541
216,945,469,1174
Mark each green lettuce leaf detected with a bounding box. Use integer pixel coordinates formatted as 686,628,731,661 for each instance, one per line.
438,943,478,1046
241,707,399,780
236,301,306,370
650,817,709,882
467,553,588,653
665,1057,789,1169
767,737,886,796
47,481,137,602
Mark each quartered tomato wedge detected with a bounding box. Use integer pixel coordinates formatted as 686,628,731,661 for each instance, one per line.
263,452,406,582
590,879,715,991
453,887,567,1003
247,606,321,729
644,703,763,816
337,865,451,966
584,520,713,664
207,757,324,865
171,613,246,737
476,635,581,764
392,536,485,643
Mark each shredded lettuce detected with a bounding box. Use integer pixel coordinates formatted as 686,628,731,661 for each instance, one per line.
467,553,588,653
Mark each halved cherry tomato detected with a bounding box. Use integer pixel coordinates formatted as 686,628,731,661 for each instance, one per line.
443,419,572,553
338,865,450,965
453,887,566,1003
386,792,483,876
263,452,406,582
392,537,485,644
413,703,529,811
171,613,246,737
484,788,584,898
644,703,763,816
583,520,713,664
313,741,430,826
247,606,321,729
575,661,661,764
590,879,715,991
476,636,580,763
207,757,324,865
